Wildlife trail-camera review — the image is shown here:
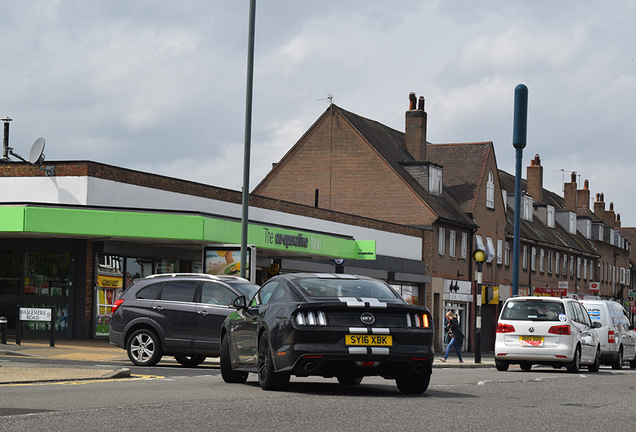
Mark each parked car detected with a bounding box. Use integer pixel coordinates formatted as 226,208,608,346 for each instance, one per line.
109,273,259,367
494,296,602,372
219,273,434,393
580,299,636,369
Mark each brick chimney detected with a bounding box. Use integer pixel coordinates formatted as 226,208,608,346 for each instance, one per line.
405,92,427,160
563,171,577,212
526,154,543,202
576,179,590,210
607,202,616,227
593,193,605,221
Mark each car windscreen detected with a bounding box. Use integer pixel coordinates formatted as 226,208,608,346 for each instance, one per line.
501,300,565,321
295,278,400,300
226,281,260,300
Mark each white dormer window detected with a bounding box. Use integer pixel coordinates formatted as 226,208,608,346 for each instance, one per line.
429,166,443,195
568,213,576,235
486,171,495,209
523,195,533,221
547,205,555,228
585,220,591,238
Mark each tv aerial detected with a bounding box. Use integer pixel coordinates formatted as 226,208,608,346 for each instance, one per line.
1,117,54,176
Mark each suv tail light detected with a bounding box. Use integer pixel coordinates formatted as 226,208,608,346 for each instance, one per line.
111,299,125,314
548,325,571,335
608,330,615,344
497,323,515,333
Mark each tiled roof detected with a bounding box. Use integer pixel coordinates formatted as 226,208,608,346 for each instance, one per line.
336,106,477,229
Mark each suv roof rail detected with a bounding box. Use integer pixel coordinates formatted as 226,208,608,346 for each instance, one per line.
144,273,251,282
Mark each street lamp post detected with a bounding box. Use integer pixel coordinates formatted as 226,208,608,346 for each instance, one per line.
473,248,486,363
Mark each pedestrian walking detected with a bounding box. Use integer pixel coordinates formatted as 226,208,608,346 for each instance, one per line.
440,311,464,363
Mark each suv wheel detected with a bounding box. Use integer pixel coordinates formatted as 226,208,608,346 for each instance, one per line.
127,329,163,366
220,335,248,383
175,355,206,367
567,346,581,373
611,348,623,370
257,333,290,391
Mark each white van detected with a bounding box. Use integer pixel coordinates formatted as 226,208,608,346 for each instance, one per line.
580,299,636,369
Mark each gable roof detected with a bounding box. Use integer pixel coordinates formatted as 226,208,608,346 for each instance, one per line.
335,105,477,229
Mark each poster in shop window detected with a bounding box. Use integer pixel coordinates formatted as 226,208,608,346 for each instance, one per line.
95,273,123,336
203,245,255,283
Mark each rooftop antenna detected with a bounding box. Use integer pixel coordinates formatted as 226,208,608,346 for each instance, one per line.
317,94,334,113
2,117,54,176
552,168,576,192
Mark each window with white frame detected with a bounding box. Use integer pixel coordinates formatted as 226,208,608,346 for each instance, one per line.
585,220,591,239
523,196,533,221
449,230,456,258
504,242,510,266
429,166,443,195
461,233,468,259
563,254,567,275
548,251,553,273
577,257,581,279
555,252,560,275
583,259,587,279
502,189,508,212
569,213,576,234
547,205,555,228
540,249,545,273
438,227,446,255
497,239,503,264
486,237,495,263
570,256,574,277
531,247,537,271
486,171,495,208
589,260,594,281
523,246,528,269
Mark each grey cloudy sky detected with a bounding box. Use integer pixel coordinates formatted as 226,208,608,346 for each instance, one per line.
2,1,635,224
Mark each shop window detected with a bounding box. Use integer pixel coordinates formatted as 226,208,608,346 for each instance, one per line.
391,283,418,305
24,251,70,332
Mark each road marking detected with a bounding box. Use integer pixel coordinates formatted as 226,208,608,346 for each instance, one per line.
2,374,164,387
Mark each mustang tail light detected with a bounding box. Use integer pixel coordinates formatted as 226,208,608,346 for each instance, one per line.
295,311,327,326
406,313,431,328
548,325,572,335
497,323,515,333
608,330,615,344
111,299,125,314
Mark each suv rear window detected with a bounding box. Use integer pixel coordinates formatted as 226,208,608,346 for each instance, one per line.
501,300,565,321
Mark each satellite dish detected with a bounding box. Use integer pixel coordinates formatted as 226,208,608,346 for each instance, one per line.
28,137,45,165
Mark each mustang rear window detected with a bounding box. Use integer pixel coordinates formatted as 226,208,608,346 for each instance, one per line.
501,300,565,321
296,279,398,299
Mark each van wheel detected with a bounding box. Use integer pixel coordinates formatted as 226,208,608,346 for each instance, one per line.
611,348,623,370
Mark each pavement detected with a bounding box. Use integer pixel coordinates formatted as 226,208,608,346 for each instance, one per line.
0,337,495,384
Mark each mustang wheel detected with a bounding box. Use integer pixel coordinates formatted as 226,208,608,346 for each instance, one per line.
396,372,430,394
174,355,207,367
567,346,581,373
337,376,363,386
220,335,248,383
127,329,163,366
258,333,290,391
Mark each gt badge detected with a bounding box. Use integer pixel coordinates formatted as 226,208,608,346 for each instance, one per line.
360,312,375,325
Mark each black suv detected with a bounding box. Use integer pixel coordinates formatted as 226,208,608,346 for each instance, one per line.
109,273,259,367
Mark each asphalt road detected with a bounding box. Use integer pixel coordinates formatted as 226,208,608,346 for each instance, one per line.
1,360,635,431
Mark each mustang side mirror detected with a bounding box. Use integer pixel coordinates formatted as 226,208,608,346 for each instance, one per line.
233,295,247,309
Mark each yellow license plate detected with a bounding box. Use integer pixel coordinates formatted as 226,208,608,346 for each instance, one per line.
519,335,544,346
345,334,393,346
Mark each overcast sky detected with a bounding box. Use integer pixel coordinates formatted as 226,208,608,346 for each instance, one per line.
2,1,635,225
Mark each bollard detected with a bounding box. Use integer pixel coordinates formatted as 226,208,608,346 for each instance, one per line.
0,316,7,345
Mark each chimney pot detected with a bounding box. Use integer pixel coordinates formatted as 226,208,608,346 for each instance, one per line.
570,171,576,182
409,92,417,110
610,202,614,211
418,96,425,111
584,179,589,190
601,193,604,202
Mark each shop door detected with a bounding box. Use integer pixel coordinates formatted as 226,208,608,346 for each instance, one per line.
443,303,467,352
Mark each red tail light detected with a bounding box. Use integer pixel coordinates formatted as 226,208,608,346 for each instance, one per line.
497,323,515,333
608,330,615,344
111,299,124,314
548,325,571,335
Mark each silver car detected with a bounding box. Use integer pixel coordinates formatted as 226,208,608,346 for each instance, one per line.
494,296,602,372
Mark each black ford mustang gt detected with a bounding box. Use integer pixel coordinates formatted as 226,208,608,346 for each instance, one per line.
220,273,434,393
